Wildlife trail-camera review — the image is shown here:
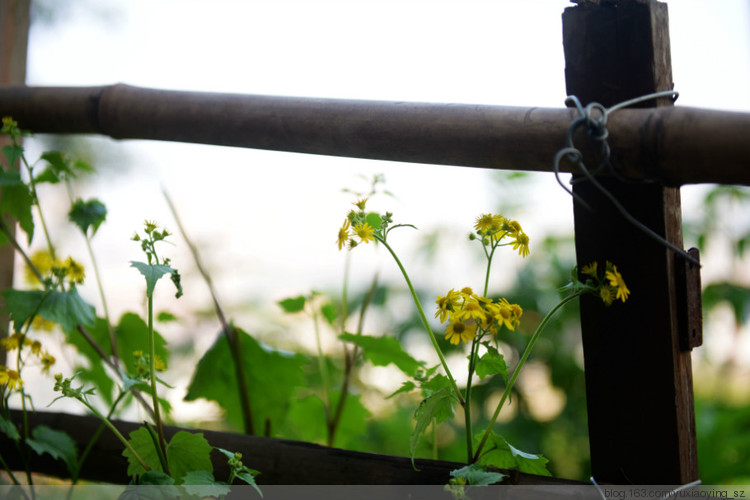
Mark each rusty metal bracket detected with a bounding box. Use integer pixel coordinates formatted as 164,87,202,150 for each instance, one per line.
676,247,703,351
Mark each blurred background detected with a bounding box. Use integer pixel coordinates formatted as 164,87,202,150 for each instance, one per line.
6,0,749,484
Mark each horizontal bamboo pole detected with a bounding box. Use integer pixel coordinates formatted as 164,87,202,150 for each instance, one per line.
0,84,748,185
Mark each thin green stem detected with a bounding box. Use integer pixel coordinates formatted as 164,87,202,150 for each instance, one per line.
375,235,464,406
78,397,151,472
311,298,331,428
147,294,168,470
19,151,55,260
463,337,481,462
472,291,582,463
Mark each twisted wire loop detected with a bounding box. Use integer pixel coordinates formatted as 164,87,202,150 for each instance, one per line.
554,90,701,266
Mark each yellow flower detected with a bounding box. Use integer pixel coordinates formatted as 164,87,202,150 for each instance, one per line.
444,320,477,345
435,289,460,323
605,265,630,303
581,262,598,277
25,250,59,286
0,367,23,391
63,257,86,285
31,316,56,332
459,287,476,299
154,355,166,372
600,284,616,305
40,351,56,375
337,218,351,250
0,333,23,351
504,220,523,234
455,300,486,323
474,214,505,238
353,198,368,210
30,340,42,356
511,232,530,258
353,222,375,244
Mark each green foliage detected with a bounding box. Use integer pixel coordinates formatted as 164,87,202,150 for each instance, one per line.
0,179,34,244
339,332,423,377
3,288,96,333
181,470,231,497
131,262,179,299
123,428,213,484
449,463,506,485
26,425,78,476
702,282,750,324
0,414,21,442
277,295,306,313
695,397,750,484
410,386,458,468
69,198,107,236
184,327,306,434
475,432,550,476
474,344,508,382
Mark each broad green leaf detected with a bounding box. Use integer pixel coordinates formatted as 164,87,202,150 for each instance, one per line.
157,311,178,323
2,288,46,333
339,333,423,377
130,261,177,298
386,380,416,399
68,198,107,236
77,360,115,406
1,145,23,169
123,428,213,484
114,313,170,367
26,425,78,475
181,470,231,497
475,345,508,382
0,170,21,186
450,463,506,485
235,470,263,497
0,414,20,441
138,471,175,486
38,151,76,182
320,302,338,324
476,432,551,476
1,182,34,244
366,212,383,230
420,373,452,399
38,288,96,333
185,327,306,434
119,479,178,500
278,295,306,313
409,386,458,468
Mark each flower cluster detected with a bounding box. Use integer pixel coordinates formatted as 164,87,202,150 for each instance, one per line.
0,366,23,392
0,333,56,378
25,250,86,289
132,350,166,380
579,261,630,305
472,213,530,258
436,287,523,345
336,197,394,250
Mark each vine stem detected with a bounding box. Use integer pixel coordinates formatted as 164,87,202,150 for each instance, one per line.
147,294,169,472
374,235,464,406
472,291,582,462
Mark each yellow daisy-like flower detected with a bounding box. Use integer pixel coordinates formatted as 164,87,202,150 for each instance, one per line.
353,198,368,210
444,320,477,345
511,232,530,258
0,333,24,351
600,284,616,305
474,213,506,238
40,351,56,375
435,289,460,323
353,222,375,244
25,250,59,286
455,300,486,323
504,220,523,235
63,257,86,285
336,218,351,251
0,367,23,391
459,287,476,299
30,340,42,356
581,262,598,277
154,355,167,372
605,265,630,303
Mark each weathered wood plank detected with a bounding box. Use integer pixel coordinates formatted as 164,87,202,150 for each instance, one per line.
0,409,583,486
0,84,748,185
564,0,699,484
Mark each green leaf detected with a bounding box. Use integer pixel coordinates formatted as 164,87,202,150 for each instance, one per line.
0,414,21,442
235,470,263,497
703,282,750,324
450,464,506,486
475,344,508,382
476,432,551,476
1,145,23,168
68,198,107,237
38,288,96,333
320,303,338,325
386,380,416,399
157,311,178,323
366,212,383,230
181,470,231,497
420,373,452,398
1,182,34,244
123,428,214,484
278,295,306,313
2,288,46,333
339,333,423,377
138,471,175,486
26,425,78,475
409,386,458,469
130,261,177,298
185,327,306,434
0,170,22,186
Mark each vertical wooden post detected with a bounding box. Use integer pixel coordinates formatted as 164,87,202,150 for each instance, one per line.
0,0,30,362
563,0,698,484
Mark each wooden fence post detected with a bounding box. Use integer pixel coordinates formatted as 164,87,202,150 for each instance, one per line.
0,0,30,363
563,0,699,484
